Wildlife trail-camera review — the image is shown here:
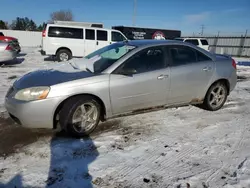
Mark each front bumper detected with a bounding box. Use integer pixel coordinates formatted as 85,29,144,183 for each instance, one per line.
5,96,66,129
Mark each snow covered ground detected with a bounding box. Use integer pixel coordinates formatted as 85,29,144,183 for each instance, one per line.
0,48,250,188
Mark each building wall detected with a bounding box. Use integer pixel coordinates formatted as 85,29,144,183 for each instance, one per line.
0,30,42,47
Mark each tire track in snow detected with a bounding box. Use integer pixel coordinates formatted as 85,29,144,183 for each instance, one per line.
115,145,198,184
205,118,248,186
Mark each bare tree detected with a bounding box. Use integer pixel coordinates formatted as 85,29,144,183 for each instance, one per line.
50,9,74,22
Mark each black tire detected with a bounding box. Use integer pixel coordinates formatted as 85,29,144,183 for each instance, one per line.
59,96,101,137
56,49,72,62
203,82,228,111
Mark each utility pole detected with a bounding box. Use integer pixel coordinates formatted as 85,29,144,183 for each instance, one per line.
133,0,137,26
200,24,205,36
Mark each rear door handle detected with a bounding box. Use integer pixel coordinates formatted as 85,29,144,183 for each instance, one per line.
96,41,99,45
157,74,169,80
202,67,212,71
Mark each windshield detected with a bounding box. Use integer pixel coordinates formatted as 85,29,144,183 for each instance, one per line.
85,42,137,73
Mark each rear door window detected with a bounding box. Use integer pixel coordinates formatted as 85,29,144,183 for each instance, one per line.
174,38,184,42
197,51,212,61
97,30,108,41
48,27,83,39
112,31,126,42
168,45,197,66
201,39,209,45
184,39,199,46
86,29,95,40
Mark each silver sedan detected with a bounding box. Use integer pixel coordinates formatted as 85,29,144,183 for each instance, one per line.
0,41,17,62
5,40,237,137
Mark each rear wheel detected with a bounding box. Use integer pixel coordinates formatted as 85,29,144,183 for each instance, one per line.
203,82,228,111
59,96,101,137
56,49,71,62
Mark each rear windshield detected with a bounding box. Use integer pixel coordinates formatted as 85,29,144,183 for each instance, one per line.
48,26,83,39
174,38,184,41
201,39,209,45
185,39,199,45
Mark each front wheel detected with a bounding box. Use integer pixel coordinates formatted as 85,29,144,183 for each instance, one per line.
59,96,101,137
203,82,228,111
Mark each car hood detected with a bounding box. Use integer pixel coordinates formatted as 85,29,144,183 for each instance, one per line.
13,58,98,90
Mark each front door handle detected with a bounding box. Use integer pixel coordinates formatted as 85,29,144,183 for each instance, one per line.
157,74,169,80
96,41,99,45
202,67,212,71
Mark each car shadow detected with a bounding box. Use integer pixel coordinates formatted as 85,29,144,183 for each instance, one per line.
45,131,99,187
17,53,27,57
44,56,56,62
0,174,23,188
0,58,25,67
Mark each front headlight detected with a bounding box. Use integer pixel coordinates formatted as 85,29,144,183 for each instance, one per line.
14,87,50,101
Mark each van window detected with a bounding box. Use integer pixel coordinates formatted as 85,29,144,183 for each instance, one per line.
86,29,95,40
185,39,199,46
97,30,107,41
48,27,83,39
201,39,209,45
112,31,126,42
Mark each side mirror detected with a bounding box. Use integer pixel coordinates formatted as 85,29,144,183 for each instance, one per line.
119,68,137,76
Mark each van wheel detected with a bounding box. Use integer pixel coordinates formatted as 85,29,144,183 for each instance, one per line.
59,96,101,137
56,49,72,62
203,82,228,111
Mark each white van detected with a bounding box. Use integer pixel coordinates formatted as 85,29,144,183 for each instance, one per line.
41,24,128,61
174,38,210,51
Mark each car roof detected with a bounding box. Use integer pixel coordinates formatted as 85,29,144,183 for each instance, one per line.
175,37,208,40
125,39,184,47
46,23,122,32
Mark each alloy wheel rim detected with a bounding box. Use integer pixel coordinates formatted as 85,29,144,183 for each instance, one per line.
72,102,98,133
209,84,226,108
59,53,69,61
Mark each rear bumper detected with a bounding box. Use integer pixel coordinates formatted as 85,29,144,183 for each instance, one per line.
0,51,16,62
229,70,237,92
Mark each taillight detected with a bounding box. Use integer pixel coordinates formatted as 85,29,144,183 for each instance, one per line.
42,30,46,37
232,59,237,69
5,45,12,51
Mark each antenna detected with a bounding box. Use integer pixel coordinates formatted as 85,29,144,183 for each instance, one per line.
200,24,205,36
133,0,137,26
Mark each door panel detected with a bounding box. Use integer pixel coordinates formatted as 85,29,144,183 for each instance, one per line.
110,68,170,115
167,45,214,104
169,61,214,104
109,46,170,115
